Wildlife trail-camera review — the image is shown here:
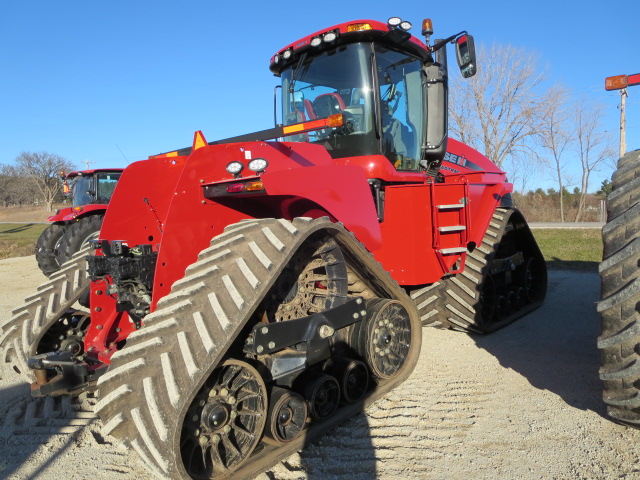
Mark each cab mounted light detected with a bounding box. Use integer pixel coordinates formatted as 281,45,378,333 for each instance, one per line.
421,19,433,36
388,17,402,27
386,17,411,43
311,36,322,47
347,22,372,32
323,31,337,43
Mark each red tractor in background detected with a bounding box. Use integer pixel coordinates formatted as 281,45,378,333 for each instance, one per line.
2,17,547,480
35,168,122,276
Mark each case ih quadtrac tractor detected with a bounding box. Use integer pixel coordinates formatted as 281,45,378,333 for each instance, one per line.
1,17,546,480
35,168,123,276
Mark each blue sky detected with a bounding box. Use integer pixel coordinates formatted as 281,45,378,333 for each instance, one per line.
1,1,638,192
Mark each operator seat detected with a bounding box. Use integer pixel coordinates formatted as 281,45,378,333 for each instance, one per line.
312,93,346,118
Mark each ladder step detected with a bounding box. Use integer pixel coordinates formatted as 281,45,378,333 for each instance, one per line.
439,247,468,255
439,225,467,233
437,204,464,210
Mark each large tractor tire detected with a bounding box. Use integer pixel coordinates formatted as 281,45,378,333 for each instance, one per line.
57,215,103,266
423,207,547,334
598,149,640,425
95,218,421,479
35,222,67,277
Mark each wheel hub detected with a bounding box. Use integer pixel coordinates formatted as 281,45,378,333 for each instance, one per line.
203,402,232,432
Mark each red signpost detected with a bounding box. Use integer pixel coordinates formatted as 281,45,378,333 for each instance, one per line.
605,73,640,156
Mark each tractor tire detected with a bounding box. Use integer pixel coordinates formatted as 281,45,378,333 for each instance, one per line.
35,222,67,277
95,218,421,480
0,246,91,383
437,207,547,333
57,215,103,265
598,149,640,425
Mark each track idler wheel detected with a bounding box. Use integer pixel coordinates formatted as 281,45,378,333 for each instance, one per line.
180,359,267,478
264,387,307,445
352,298,412,380
301,373,340,422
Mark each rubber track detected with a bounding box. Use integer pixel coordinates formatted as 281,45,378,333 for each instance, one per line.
598,149,640,425
438,208,510,333
409,282,444,327
94,217,421,480
0,246,91,383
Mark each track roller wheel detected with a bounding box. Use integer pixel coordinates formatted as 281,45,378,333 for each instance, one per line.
264,387,307,445
480,274,497,322
180,359,267,479
517,256,545,303
352,298,412,379
328,358,369,404
301,373,340,422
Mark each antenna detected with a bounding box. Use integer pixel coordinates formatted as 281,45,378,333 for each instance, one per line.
115,144,130,164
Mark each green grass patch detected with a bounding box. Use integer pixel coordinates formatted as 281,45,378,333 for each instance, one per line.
0,223,48,260
531,228,602,272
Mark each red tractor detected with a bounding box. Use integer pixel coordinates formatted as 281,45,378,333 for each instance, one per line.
35,168,123,276
2,17,546,480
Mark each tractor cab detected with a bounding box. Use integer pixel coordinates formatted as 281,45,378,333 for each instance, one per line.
65,169,123,208
271,18,477,176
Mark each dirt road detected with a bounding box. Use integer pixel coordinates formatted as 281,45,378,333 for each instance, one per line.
1,256,638,480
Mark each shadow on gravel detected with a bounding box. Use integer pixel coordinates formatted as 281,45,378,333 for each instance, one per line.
293,412,377,480
0,382,94,479
472,269,607,417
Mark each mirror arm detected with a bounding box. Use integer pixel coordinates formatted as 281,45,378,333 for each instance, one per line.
429,31,467,54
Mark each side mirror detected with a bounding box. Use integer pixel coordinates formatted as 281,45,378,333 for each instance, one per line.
455,34,477,78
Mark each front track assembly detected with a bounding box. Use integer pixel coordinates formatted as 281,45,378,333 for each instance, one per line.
94,217,422,479
412,207,547,334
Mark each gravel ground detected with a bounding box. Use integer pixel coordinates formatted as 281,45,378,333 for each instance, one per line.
1,256,639,480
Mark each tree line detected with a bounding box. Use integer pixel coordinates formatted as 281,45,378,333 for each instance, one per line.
1,152,76,211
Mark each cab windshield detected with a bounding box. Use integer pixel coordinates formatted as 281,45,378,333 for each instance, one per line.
280,42,425,170
72,175,94,207
72,172,121,207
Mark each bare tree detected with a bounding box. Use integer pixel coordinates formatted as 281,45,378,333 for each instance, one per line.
0,164,38,207
573,100,616,222
537,86,572,222
14,152,76,211
449,43,553,171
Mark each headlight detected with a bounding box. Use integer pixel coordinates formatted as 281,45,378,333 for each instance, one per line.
226,161,244,175
248,158,268,173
